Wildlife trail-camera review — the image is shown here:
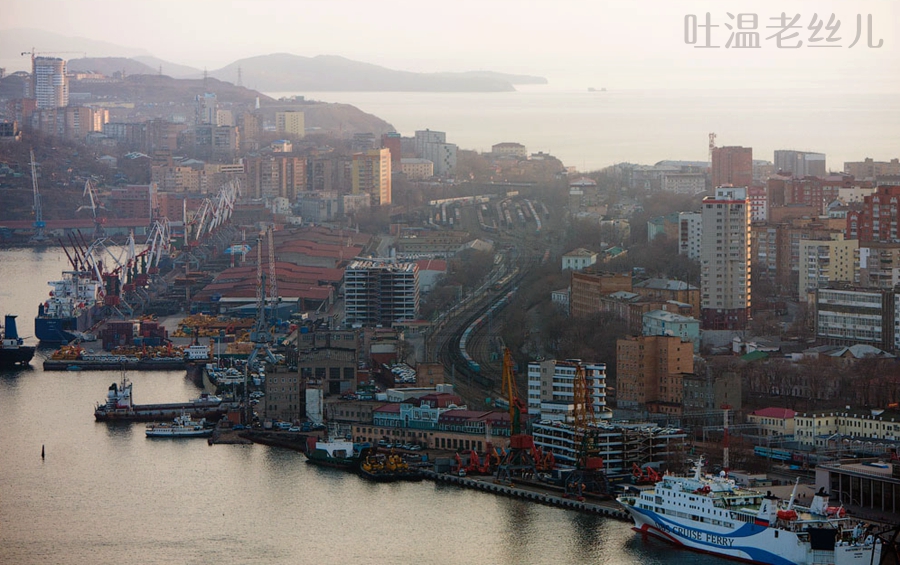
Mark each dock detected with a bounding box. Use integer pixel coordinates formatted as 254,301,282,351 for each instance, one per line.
94,401,230,422
45,359,188,371
421,470,630,520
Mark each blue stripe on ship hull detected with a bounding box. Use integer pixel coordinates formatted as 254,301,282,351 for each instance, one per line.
628,504,799,565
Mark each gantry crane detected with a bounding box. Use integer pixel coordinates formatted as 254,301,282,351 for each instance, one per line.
76,179,107,238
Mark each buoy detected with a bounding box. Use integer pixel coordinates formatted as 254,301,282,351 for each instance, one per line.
41,444,45,459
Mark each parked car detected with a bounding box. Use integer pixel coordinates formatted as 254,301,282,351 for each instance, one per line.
288,426,301,433
409,445,422,451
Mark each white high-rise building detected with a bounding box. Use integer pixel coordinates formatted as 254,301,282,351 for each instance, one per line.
196,93,217,125
678,211,702,260
32,57,68,109
700,186,751,330
526,359,611,422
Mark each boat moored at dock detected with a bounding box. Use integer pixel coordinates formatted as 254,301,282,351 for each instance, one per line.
1,314,35,367
304,437,372,470
145,413,213,438
94,376,230,422
617,459,882,565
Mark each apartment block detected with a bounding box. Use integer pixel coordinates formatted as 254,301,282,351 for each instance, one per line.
526,359,611,422
275,111,305,137
32,57,67,109
711,146,752,189
352,148,392,206
616,335,694,415
700,186,751,330
774,150,826,177
642,309,701,353
846,185,900,243
399,158,433,180
859,243,900,288
678,211,702,260
798,234,859,299
815,286,895,351
569,271,632,318
844,158,900,180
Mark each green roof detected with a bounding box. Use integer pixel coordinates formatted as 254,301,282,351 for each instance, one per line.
741,350,769,362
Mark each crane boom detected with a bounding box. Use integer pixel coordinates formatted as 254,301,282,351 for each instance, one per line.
30,149,45,241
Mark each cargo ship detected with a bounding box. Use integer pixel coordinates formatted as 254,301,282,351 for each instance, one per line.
35,270,103,343
304,437,372,470
617,458,882,565
1,314,35,367
94,376,230,422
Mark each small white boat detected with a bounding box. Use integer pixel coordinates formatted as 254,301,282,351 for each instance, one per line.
145,413,212,438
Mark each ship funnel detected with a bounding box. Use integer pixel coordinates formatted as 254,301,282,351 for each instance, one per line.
4,315,19,340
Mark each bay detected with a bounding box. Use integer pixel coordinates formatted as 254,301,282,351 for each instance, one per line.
281,87,900,173
0,247,730,565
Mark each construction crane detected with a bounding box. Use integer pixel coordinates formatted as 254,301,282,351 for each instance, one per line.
564,364,610,500
21,49,86,61
247,231,277,371
266,225,279,325
29,149,45,242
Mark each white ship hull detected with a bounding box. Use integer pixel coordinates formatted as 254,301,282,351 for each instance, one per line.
622,498,881,565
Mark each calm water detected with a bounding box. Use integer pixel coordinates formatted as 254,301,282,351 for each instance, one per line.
0,248,730,565
278,87,900,172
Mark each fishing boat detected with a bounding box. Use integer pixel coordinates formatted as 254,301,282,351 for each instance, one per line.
0,314,35,367
617,458,882,565
145,413,212,438
304,437,372,470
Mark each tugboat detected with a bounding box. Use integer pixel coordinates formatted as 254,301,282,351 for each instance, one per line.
304,436,372,470
0,314,35,367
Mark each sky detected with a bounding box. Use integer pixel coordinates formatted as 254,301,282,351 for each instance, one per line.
3,0,899,91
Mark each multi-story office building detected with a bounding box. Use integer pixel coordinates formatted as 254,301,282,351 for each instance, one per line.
569,271,632,318
399,158,433,180
815,286,895,351
351,148,391,206
798,234,859,299
678,211,702,260
774,150,826,177
700,186,751,330
275,111,305,137
711,146,752,189
616,335,694,415
343,260,419,327
414,129,445,157
423,142,457,176
31,57,67,109
526,359,611,422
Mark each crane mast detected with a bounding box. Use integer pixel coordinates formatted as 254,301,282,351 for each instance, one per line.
30,149,45,241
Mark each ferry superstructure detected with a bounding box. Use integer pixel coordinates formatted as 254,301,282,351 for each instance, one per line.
617,459,881,565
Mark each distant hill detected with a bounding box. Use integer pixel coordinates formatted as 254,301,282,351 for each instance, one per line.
449,71,548,85
0,28,150,74
67,74,271,105
211,54,545,92
67,57,157,77
132,56,201,79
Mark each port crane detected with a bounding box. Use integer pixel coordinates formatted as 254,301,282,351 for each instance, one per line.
76,179,107,238
21,49,86,61
29,149,45,242
495,348,551,485
563,364,610,500
246,225,278,371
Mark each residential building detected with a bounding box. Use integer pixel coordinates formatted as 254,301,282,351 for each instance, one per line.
700,186,751,330
343,260,419,327
414,129,445,157
794,408,900,449
31,57,67,109
245,155,307,201
846,185,900,243
562,248,598,271
526,359,611,422
711,146,752,189
774,150,826,177
381,132,402,164
616,335,694,415
748,407,796,438
423,142,457,176
399,158,433,180
798,234,859,299
297,191,341,223
569,271,632,318
352,148,391,206
748,185,767,222
275,111,305,137
633,278,700,318
642,309,701,352
661,172,706,195
491,142,527,158
647,212,679,241
195,93,217,125
844,158,900,180
678,211,702,260
858,243,900,288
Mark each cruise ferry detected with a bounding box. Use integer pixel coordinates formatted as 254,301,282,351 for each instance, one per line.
617,459,882,565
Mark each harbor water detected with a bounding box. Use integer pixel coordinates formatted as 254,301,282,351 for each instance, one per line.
0,247,730,565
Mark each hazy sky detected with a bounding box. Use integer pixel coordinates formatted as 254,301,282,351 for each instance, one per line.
4,0,899,90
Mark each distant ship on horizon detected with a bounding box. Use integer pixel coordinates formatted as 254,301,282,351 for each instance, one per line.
588,87,607,92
